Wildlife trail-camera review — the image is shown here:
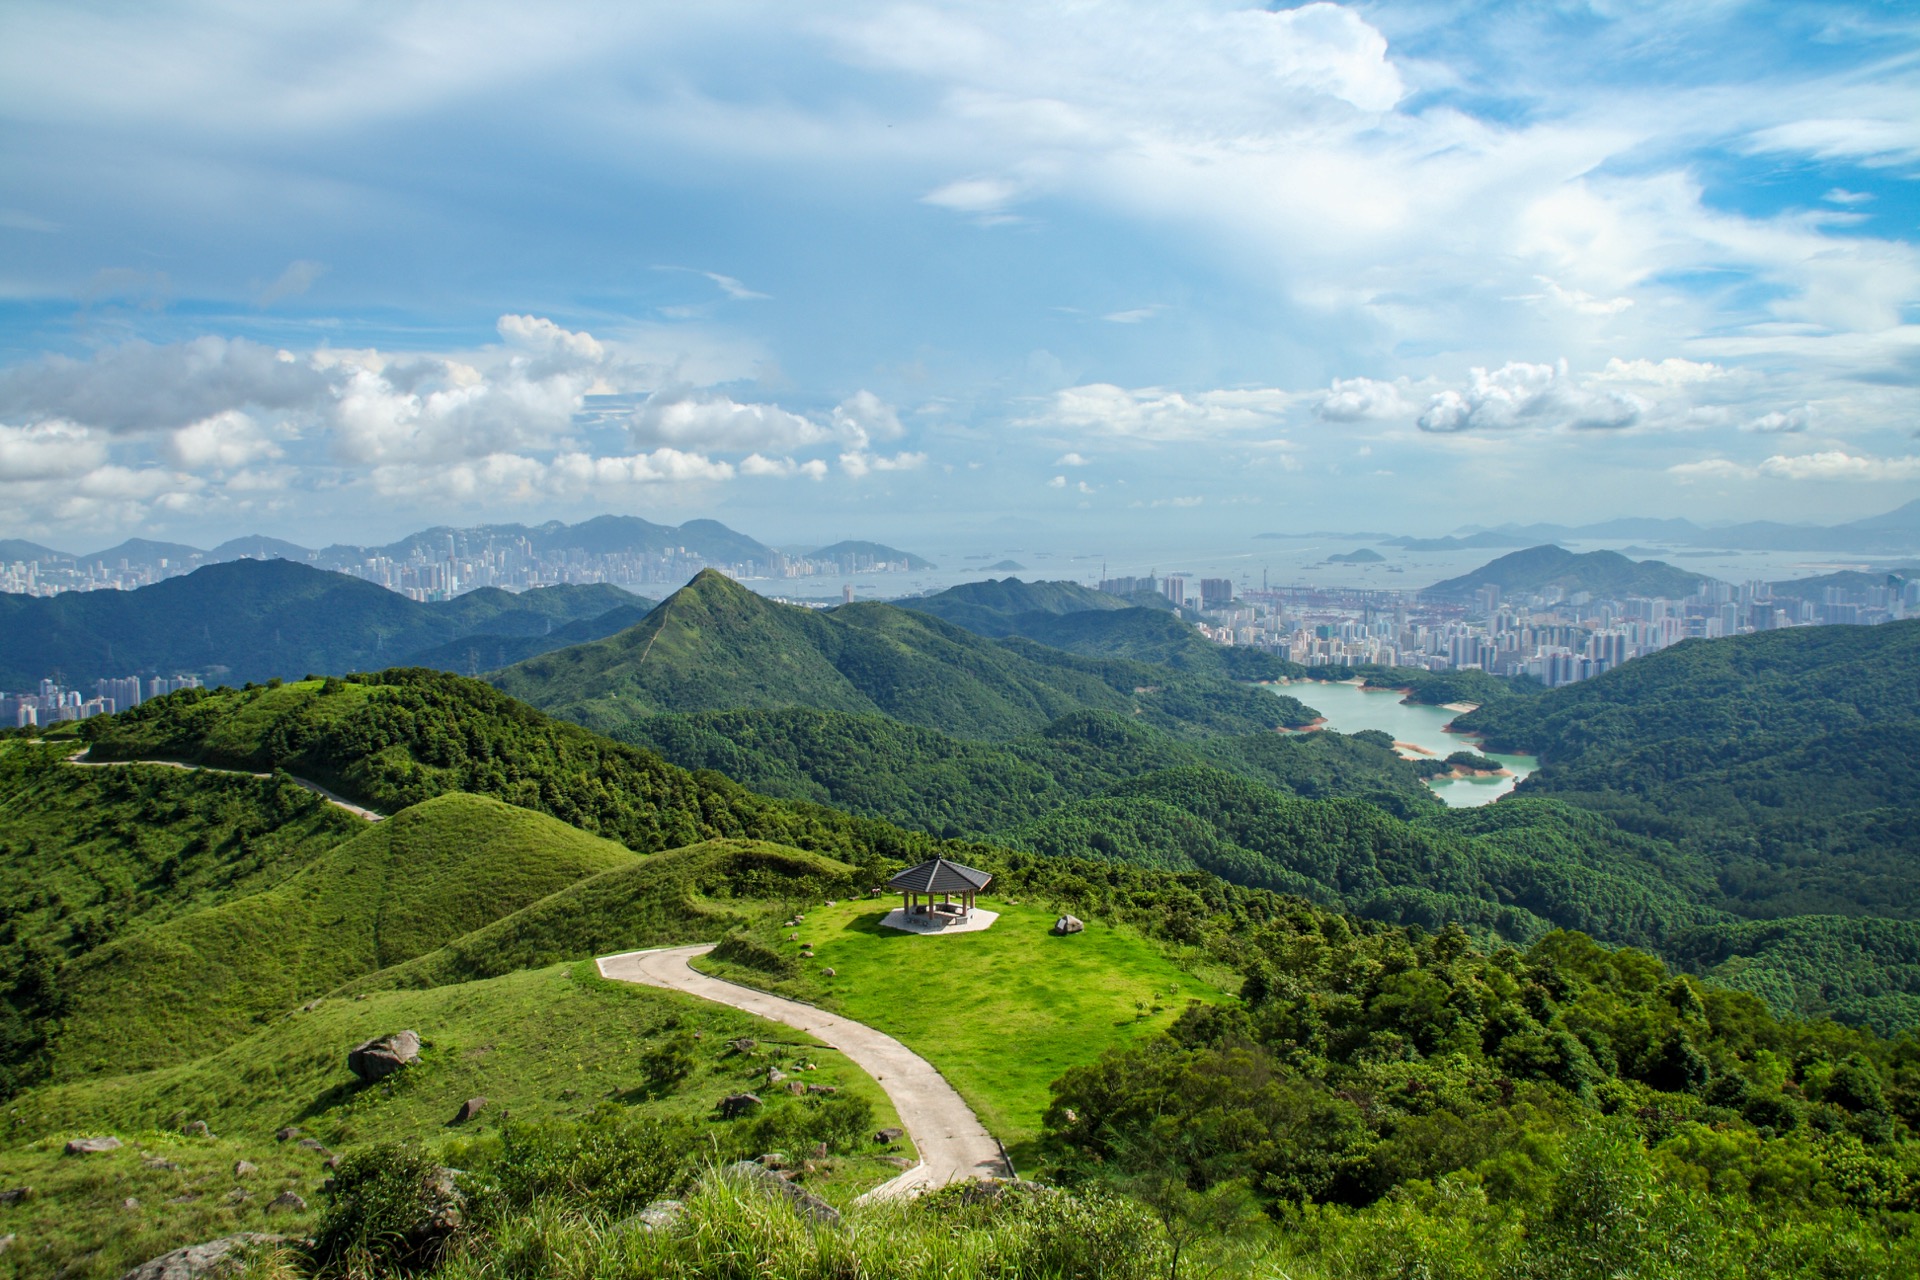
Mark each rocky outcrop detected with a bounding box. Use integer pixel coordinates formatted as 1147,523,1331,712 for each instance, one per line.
718,1092,763,1118
724,1160,841,1225
65,1136,122,1155
1053,914,1084,935
451,1097,487,1124
116,1234,285,1280
348,1030,421,1082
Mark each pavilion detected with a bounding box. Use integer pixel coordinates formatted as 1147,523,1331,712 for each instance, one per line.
888,856,992,923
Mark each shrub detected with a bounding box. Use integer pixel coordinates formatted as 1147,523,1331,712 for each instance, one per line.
313,1142,458,1274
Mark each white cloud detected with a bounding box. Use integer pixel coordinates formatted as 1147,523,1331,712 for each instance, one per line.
1742,406,1811,434
1102,306,1163,324
840,449,926,478
0,420,107,481
1417,360,1645,433
830,390,905,450
1317,376,1409,422
1595,357,1725,386
923,176,1023,216
255,259,326,306
166,410,282,469
740,453,828,480
702,271,768,301
1054,451,1090,466
497,314,605,363
0,337,329,434
628,389,828,453
1047,474,1066,488
1670,451,1920,483
1035,383,1293,442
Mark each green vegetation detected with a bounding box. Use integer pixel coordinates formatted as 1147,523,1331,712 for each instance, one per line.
1424,544,1709,602
1458,619,1920,919
698,899,1227,1153
400,597,655,674
493,569,1302,739
1290,663,1542,707
0,557,644,687
46,794,638,1079
1,962,913,1279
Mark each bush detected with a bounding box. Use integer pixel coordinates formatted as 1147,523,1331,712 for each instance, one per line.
313,1142,458,1274
738,1093,875,1157
477,1107,690,1220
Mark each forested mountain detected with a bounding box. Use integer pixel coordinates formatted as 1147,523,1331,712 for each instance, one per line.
491,569,1310,739
1459,620,1920,920
804,539,935,569
898,577,1129,632
0,558,646,687
1424,544,1710,600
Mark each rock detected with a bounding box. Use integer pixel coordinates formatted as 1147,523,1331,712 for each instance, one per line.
718,1092,763,1118
324,1154,342,1171
628,1198,684,1233
0,1187,29,1204
806,1084,838,1096
879,1155,914,1170
167,1193,201,1204
65,1136,122,1155
766,1068,787,1084
269,1192,307,1213
821,967,837,977
755,1151,789,1169
123,1197,141,1210
226,1189,250,1204
297,1138,330,1153
274,1127,300,1142
451,1096,487,1124
180,1121,212,1138
144,1158,179,1171
0,1235,14,1253
873,1127,904,1144
729,1038,758,1054
786,1080,808,1096
810,1141,829,1160
347,1030,421,1082
116,1233,286,1280
724,1160,841,1225
1053,914,1084,935
233,1161,256,1178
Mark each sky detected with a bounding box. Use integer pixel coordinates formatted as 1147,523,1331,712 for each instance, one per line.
0,0,1916,553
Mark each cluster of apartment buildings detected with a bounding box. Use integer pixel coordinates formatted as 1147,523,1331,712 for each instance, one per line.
3,674,202,728
1120,572,1918,687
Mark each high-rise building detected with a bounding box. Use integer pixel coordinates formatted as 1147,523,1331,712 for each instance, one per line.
1199,578,1233,609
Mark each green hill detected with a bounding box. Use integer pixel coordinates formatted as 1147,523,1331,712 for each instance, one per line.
1458,620,1920,919
490,569,1305,739
399,597,655,673
46,793,639,1079
0,557,642,686
898,577,1128,634
805,539,936,570
1424,544,1711,602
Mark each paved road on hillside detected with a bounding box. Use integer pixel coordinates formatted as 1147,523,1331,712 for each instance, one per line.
598,943,1009,1198
66,752,384,821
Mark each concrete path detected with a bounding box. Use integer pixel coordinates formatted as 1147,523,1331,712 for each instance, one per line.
597,943,1010,1199
66,753,383,821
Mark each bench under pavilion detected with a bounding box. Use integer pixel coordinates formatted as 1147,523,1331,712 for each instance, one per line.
888,856,992,922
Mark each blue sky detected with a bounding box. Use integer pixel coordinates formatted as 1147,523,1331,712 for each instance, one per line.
0,0,1916,551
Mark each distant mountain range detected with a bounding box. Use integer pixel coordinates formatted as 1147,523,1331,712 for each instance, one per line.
0,559,652,687
3,515,931,576
1459,499,1920,554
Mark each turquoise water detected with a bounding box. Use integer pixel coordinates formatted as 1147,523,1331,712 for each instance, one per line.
1270,679,1536,808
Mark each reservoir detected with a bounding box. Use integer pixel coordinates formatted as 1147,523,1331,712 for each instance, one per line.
1271,679,1536,808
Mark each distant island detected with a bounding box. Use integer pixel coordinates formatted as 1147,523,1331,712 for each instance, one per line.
805,540,938,571
1328,548,1386,564
1424,545,1709,602
987,560,1027,571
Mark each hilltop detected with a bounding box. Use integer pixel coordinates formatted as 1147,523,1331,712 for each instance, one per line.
0,558,645,686
1424,544,1710,601
804,539,936,570
491,569,1306,739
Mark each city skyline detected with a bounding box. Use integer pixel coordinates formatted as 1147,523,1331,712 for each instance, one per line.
1,1,1916,550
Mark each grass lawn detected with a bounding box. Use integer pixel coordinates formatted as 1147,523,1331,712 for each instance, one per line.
696,898,1229,1162
1,962,913,1280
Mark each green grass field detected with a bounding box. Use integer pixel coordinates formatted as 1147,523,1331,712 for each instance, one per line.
1,961,913,1280
697,898,1229,1158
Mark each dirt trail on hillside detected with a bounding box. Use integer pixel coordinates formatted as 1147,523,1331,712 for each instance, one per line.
66,752,383,821
597,943,1010,1199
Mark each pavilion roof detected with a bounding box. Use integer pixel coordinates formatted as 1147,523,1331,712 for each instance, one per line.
888,856,992,895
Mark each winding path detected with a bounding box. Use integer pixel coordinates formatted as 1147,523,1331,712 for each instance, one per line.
597,943,1010,1199
65,752,384,821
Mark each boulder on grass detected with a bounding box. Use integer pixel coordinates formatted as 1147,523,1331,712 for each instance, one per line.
451,1097,487,1125
873,1126,904,1144
348,1030,421,1082
718,1092,763,1119
1053,915,1084,935
116,1233,285,1280
65,1136,121,1155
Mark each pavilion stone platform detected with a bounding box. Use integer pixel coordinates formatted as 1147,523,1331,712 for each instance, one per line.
880,855,997,935
878,906,999,936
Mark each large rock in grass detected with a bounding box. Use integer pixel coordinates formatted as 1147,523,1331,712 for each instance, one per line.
65,1136,122,1155
724,1160,841,1225
347,1030,421,1082
117,1234,285,1280
717,1092,762,1118
1053,914,1084,935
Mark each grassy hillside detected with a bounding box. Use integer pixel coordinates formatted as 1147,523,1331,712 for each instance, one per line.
2,962,912,1280
1424,544,1709,602
490,569,1307,739
0,556,640,687
1458,620,1920,918
355,839,860,991
898,577,1128,633
400,597,655,673
47,793,639,1079
700,898,1228,1155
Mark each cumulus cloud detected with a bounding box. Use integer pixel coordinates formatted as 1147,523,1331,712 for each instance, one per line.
740,453,829,480
1317,376,1409,422
1054,451,1090,465
0,420,107,481
1035,383,1293,442
166,410,282,469
1670,451,1920,483
629,389,828,452
830,390,905,450
1742,406,1812,434
0,337,329,434
840,449,926,478
1417,361,1645,433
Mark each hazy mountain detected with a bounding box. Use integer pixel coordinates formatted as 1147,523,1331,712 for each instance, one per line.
1463,500,1920,553
0,539,69,563
1424,545,1711,601
804,539,937,570
0,558,641,687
